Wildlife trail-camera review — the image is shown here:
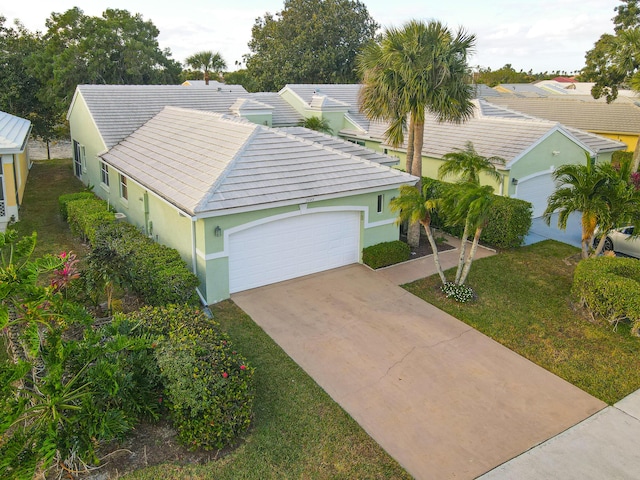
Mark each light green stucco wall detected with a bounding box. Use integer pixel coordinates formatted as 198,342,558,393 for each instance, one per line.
68,93,107,188
199,188,401,304
241,113,273,127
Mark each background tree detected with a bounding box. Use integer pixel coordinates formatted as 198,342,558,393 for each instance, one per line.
358,20,476,247
244,0,379,92
299,116,333,134
222,69,259,92
185,50,227,85
474,64,537,87
28,7,181,129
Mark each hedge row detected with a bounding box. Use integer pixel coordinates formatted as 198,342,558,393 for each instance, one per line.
424,178,532,249
58,192,96,221
363,240,410,269
128,305,255,450
64,197,199,306
572,256,640,336
91,221,200,306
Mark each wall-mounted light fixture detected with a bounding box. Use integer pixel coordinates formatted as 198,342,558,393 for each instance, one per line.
214,226,222,237
511,178,518,185
552,150,560,156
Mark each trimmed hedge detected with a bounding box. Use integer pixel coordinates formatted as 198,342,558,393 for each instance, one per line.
363,240,411,269
66,197,115,244
91,221,199,306
58,192,96,221
424,178,532,249
572,256,640,336
128,305,255,450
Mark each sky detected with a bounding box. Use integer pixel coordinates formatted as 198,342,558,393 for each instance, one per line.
3,0,622,74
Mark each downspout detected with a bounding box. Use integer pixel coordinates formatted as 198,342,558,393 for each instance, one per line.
191,215,212,315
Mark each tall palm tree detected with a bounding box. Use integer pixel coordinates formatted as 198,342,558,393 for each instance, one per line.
543,153,611,259
185,50,227,85
389,184,446,284
299,116,333,135
357,20,476,248
438,142,503,284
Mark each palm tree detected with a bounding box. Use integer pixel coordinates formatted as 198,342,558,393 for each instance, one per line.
185,51,227,85
440,183,495,284
299,116,333,135
389,184,446,284
438,141,505,185
357,20,476,248
543,153,611,259
438,142,503,284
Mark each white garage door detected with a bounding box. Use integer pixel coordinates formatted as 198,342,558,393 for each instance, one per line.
515,173,555,218
228,211,360,293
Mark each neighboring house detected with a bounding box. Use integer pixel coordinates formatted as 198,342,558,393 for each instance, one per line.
484,96,640,151
67,87,416,304
492,84,549,97
180,80,246,92
0,111,32,231
280,84,626,218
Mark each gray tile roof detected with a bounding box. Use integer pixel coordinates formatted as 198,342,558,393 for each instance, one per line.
369,103,625,167
181,80,247,92
280,127,399,167
494,84,550,97
472,84,503,98
100,107,417,216
282,84,370,130
0,111,31,154
71,85,303,149
485,96,640,134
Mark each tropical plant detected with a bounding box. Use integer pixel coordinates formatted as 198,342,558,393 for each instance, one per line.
358,19,476,247
299,116,333,134
389,184,446,283
185,50,227,85
438,141,505,185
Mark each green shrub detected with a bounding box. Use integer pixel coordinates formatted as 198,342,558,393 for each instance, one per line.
572,256,640,335
612,150,633,166
363,240,411,269
58,192,95,221
424,177,532,248
90,222,200,306
66,197,115,244
128,305,255,450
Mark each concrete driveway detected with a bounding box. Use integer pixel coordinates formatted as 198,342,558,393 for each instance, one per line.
232,264,605,480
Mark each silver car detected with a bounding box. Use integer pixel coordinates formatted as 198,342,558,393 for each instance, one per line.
600,226,640,258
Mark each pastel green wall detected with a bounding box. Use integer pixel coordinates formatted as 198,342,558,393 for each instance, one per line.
241,113,272,127
68,93,107,189
199,188,401,304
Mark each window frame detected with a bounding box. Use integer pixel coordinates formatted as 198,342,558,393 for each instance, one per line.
100,161,110,188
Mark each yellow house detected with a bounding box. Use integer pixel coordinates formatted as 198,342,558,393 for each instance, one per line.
0,111,32,231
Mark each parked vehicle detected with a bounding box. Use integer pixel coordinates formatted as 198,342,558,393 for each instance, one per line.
596,226,640,258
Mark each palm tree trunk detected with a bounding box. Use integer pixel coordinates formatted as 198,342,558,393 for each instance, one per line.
406,116,415,176
455,219,471,284
632,136,640,172
407,119,425,248
421,220,447,284
459,227,483,285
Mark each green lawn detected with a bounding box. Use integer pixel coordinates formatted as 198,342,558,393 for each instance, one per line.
12,159,88,258
404,241,640,405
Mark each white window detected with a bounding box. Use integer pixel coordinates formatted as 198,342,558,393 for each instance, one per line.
377,194,384,213
119,174,128,201
81,146,87,173
100,161,110,187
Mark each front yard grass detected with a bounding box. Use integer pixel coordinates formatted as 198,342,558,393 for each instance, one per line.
125,300,410,480
404,240,640,405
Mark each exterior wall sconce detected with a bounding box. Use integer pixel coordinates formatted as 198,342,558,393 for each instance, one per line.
214,226,222,237
552,150,560,156
511,178,518,185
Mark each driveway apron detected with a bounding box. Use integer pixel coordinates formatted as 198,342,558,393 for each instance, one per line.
232,264,605,480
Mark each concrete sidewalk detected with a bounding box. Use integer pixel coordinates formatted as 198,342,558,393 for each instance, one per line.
377,233,496,285
479,389,640,479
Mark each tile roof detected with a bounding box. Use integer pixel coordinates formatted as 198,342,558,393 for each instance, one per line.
181,80,247,92
100,107,417,216
494,84,549,97
282,84,370,130
0,111,31,154
368,102,625,167
485,96,640,134
71,85,303,149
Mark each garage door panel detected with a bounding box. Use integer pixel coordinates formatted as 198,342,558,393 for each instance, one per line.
229,212,360,293
515,173,556,218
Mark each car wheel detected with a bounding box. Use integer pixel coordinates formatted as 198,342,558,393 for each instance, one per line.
603,237,614,252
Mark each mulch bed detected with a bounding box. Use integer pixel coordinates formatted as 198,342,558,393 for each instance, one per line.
400,234,455,260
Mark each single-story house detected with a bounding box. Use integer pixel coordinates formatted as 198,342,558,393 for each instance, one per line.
279,84,626,218
484,95,640,152
67,87,416,304
0,111,32,231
